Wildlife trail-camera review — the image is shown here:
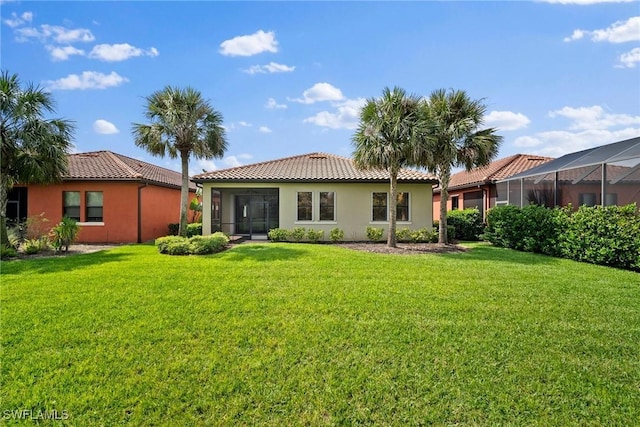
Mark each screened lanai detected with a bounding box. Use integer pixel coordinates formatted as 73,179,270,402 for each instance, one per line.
495,136,640,209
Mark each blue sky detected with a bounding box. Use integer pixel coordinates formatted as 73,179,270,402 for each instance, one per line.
2,0,639,175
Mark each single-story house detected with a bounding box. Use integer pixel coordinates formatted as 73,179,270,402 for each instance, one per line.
191,152,438,240
433,154,553,219
7,150,197,243
496,136,640,208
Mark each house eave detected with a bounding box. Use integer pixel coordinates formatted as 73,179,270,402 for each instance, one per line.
192,178,438,185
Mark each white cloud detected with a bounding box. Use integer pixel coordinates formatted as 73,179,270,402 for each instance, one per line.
484,111,531,131
259,126,272,133
290,82,345,104
303,97,366,130
193,159,218,174
513,128,640,157
222,156,244,168
564,16,640,43
617,47,640,68
92,119,119,134
224,121,252,131
46,45,85,61
219,30,278,56
3,11,33,28
265,97,287,109
16,24,95,43
243,62,295,75
45,71,129,90
548,105,640,130
88,43,159,62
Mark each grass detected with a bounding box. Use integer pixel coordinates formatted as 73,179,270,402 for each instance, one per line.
1,242,639,425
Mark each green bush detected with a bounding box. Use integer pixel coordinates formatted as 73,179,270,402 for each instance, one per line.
1,244,18,259
412,228,438,243
329,227,344,243
561,204,640,271
306,229,324,243
290,227,306,242
432,221,456,243
268,228,290,242
23,238,49,255
186,223,202,237
366,226,384,242
167,223,180,236
156,233,229,256
447,208,484,241
396,227,413,242
50,216,80,253
517,205,567,256
484,205,521,249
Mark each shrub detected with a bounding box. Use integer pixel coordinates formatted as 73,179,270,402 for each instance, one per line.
447,208,484,241
186,223,202,237
517,205,567,256
26,213,50,240
6,225,22,250
1,244,18,259
168,223,180,236
306,229,324,243
156,232,229,256
432,221,456,243
50,217,80,253
484,205,521,248
268,228,289,242
561,204,640,271
396,227,413,242
290,227,306,243
366,226,384,242
329,227,344,243
23,238,49,255
412,228,438,243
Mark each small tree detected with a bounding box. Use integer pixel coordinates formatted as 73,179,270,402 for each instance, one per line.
50,217,80,253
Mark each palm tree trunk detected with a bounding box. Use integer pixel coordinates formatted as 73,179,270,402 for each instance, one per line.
179,151,190,237
438,169,451,245
388,170,398,248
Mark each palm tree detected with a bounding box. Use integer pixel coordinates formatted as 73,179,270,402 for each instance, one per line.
132,86,227,237
0,71,75,246
352,86,424,247
418,89,502,244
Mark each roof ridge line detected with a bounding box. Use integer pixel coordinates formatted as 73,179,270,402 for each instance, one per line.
103,151,141,178
482,153,524,181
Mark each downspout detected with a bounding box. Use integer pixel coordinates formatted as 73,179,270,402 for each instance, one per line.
137,179,148,243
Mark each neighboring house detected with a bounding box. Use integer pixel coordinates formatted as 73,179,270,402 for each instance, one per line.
496,136,640,208
7,150,197,243
433,154,553,219
191,152,438,240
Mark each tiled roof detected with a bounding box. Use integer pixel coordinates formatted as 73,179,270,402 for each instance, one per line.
191,152,438,183
441,154,554,191
66,151,194,189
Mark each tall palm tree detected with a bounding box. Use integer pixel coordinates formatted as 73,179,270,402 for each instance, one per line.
352,86,424,247
418,89,502,244
0,70,75,245
132,86,227,237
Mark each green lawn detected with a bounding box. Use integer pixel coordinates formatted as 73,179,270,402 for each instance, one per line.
1,243,639,425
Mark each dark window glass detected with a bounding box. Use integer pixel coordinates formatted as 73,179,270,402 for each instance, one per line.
372,192,387,221
297,192,312,221
397,192,410,221
85,191,103,222
451,196,459,210
319,192,335,221
63,191,80,221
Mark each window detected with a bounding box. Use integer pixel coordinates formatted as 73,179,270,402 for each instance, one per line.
397,192,410,221
63,191,80,221
372,192,410,222
372,192,387,221
579,193,597,207
297,192,312,221
319,192,335,221
451,195,459,210
85,192,103,222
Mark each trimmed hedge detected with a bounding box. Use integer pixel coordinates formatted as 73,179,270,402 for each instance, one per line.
155,232,230,256
485,203,640,271
447,208,484,241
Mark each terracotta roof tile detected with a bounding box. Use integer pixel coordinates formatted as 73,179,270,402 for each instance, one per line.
191,152,437,183
66,151,193,189
445,154,554,190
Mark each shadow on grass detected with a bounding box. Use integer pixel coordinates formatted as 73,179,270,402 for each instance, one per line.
447,243,564,266
216,243,307,262
0,250,133,276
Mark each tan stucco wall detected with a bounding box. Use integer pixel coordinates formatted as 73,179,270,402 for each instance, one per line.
201,182,433,241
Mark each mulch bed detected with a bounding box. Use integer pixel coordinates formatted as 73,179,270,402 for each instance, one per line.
336,242,469,255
